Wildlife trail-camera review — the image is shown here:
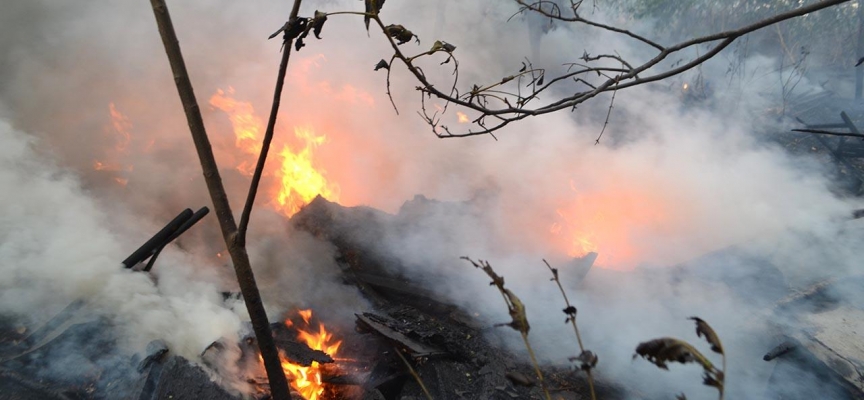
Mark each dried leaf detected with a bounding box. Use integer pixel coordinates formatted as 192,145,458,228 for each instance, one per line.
569,350,598,371
384,24,415,45
430,40,457,53
311,11,327,39
503,288,529,333
634,338,700,370
537,75,544,86
689,317,723,355
364,0,386,32
374,59,389,71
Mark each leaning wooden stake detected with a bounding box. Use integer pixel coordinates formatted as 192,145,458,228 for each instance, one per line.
147,1,292,399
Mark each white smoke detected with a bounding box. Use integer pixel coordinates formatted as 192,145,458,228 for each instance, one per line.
1,1,863,399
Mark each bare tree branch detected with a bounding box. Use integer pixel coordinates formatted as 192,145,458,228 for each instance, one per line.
147,1,292,398
367,0,851,138
236,0,304,245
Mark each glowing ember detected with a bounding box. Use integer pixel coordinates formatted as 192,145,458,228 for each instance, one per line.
275,127,339,217
209,89,338,216
551,180,668,269
279,309,342,400
456,111,470,123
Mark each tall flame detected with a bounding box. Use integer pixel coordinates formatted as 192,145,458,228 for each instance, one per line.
279,310,342,400
275,128,339,217
209,88,338,216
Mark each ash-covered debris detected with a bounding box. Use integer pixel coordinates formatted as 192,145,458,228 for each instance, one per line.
0,311,239,400
764,276,864,399
289,194,627,399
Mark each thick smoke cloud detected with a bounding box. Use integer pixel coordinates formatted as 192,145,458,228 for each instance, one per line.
1,1,863,399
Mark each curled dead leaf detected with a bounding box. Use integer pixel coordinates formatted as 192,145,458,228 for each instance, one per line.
633,338,702,370
384,24,416,45
374,59,389,71
689,317,723,355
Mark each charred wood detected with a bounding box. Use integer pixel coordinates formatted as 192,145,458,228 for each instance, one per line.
122,208,193,269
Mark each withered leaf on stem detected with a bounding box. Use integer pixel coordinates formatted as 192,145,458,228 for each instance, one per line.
311,11,327,39
374,59,389,71
634,338,701,370
385,24,416,45
703,370,723,389
569,350,598,371
503,288,530,333
364,0,386,31
689,317,723,355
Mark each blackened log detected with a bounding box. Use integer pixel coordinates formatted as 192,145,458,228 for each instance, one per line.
122,209,193,268
143,207,210,272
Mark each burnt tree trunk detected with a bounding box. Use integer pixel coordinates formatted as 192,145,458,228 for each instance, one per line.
147,1,291,399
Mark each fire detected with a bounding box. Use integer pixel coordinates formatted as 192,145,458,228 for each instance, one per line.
551,180,669,269
94,103,134,186
209,87,263,175
275,128,339,216
279,309,342,400
209,88,339,216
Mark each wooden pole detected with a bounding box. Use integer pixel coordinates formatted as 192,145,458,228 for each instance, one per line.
147,1,292,398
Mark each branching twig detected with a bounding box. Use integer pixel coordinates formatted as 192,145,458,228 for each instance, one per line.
462,257,552,400
236,0,304,245
366,0,850,138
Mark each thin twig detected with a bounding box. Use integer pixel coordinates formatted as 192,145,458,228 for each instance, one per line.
394,348,433,400
543,260,596,400
236,0,304,245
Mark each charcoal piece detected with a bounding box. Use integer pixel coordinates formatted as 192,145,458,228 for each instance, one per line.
355,313,446,358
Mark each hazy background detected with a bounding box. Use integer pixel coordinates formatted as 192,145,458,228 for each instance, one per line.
1,1,862,399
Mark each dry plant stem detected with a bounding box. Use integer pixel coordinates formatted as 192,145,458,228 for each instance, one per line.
147,1,291,398
543,260,596,400
521,332,552,400
394,348,433,400
236,0,303,245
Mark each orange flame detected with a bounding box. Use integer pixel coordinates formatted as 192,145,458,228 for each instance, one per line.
94,103,134,185
275,128,339,217
279,310,342,400
209,89,338,216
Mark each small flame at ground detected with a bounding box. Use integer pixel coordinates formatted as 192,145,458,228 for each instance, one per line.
279,309,342,400
551,180,668,269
